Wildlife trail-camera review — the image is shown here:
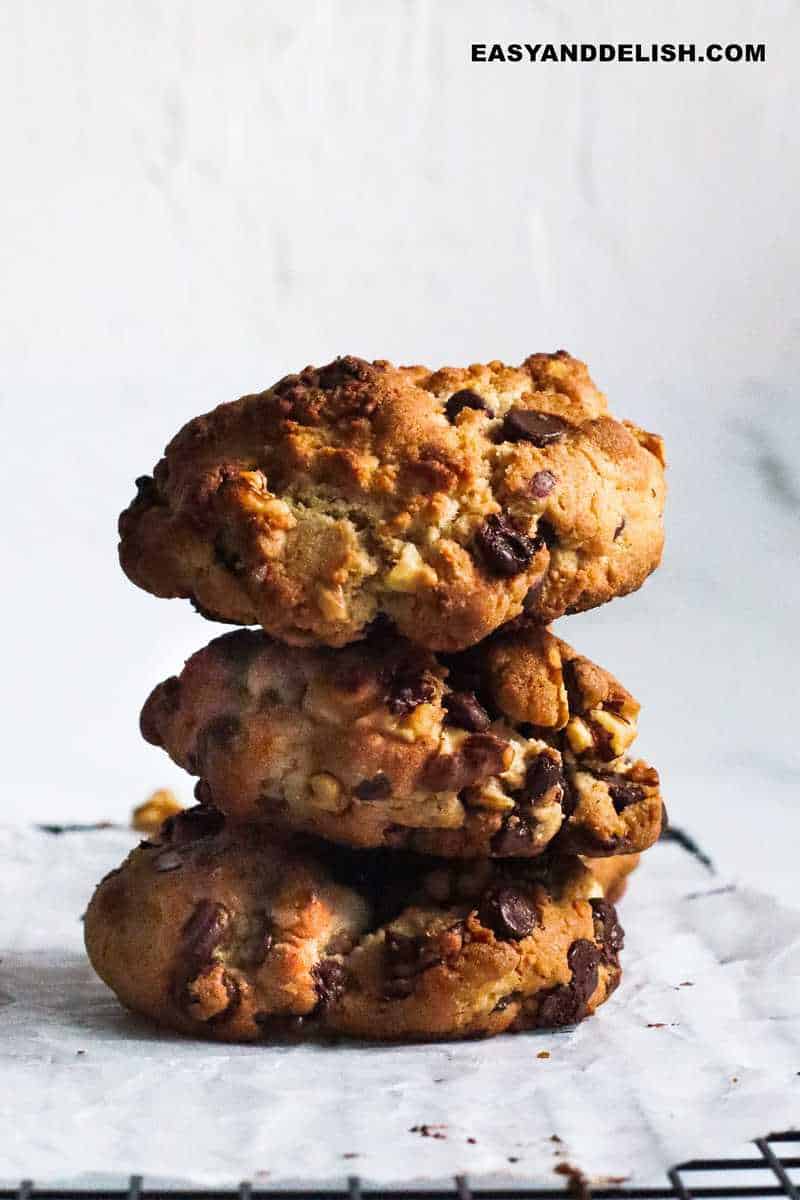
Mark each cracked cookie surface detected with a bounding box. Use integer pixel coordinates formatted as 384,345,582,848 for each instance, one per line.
119,351,666,650
84,809,625,1042
140,624,663,858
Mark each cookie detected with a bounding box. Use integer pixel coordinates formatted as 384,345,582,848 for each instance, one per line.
140,623,663,858
119,352,665,650
84,807,625,1042
583,853,640,904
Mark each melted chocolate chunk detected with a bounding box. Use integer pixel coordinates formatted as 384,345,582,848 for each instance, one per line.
475,515,542,577
311,959,347,1007
530,469,557,498
561,659,586,714
523,754,564,803
590,898,625,966
478,887,539,940
385,666,437,716
536,938,601,1027
423,732,509,791
502,408,570,447
491,816,536,856
443,690,491,732
603,775,646,812
537,519,558,548
559,775,578,819
181,900,231,963
445,389,489,421
354,773,393,802
383,932,436,999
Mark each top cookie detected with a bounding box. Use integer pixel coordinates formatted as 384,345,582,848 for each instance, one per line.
119,351,666,650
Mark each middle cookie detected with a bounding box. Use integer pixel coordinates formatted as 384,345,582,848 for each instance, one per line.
141,624,663,858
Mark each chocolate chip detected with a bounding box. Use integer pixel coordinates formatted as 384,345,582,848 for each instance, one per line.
383,931,438,998
613,517,626,540
423,732,509,791
443,690,491,732
385,666,437,716
383,926,463,998
475,514,541,577
354,773,393,802
536,938,600,1027
445,389,489,421
491,815,536,856
603,775,646,812
153,850,183,872
523,754,564,803
559,776,578,819
311,959,347,1007
478,887,539,940
181,900,230,962
531,469,557,498
502,408,570,446
537,519,558,548
568,939,601,1001
561,659,586,714
590,899,625,966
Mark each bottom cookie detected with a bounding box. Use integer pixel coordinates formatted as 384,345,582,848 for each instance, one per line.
85,805,626,1043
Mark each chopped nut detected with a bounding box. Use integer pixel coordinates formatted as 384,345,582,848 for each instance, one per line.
385,543,438,592
565,717,595,755
379,702,441,744
387,792,465,829
132,788,184,833
308,772,349,813
464,777,516,812
591,707,637,756
316,583,348,622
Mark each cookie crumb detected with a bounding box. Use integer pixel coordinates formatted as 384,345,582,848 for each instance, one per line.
410,1124,447,1140
467,1137,477,1145
508,1156,520,1163
342,1153,359,1160
537,1049,550,1059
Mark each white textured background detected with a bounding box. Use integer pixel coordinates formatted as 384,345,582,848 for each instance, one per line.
2,1,798,898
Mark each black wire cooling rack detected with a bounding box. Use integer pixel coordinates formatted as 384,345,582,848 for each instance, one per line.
2,1131,798,1200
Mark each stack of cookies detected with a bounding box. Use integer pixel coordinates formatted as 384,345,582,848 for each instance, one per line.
85,351,666,1042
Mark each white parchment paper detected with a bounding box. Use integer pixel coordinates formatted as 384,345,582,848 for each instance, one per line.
1,825,798,1189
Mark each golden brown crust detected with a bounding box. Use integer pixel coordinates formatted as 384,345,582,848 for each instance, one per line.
84,811,625,1043
139,625,663,858
119,352,665,650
